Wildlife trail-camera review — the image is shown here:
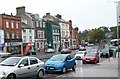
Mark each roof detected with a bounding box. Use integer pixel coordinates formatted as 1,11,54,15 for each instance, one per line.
22,22,33,29
46,20,60,26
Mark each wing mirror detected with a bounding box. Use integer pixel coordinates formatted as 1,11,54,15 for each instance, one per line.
18,64,24,68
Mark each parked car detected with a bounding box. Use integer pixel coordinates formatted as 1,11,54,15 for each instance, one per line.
0,56,45,79
45,54,76,73
100,47,110,58
61,48,71,54
82,52,100,64
27,50,37,55
46,48,55,53
0,51,11,58
74,51,86,60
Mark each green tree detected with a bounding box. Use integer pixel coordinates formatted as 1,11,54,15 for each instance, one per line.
89,28,105,43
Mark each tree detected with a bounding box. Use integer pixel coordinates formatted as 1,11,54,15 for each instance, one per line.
89,28,105,43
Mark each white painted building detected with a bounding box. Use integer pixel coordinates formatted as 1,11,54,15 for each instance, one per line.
0,29,4,51
117,1,120,26
59,20,70,48
22,22,35,51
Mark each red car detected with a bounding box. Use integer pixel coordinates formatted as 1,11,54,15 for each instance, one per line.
82,53,99,64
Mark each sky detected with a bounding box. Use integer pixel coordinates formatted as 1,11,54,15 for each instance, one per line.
0,0,119,31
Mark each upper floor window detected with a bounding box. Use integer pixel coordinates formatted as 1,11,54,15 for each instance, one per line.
43,22,45,28
40,21,42,27
36,21,39,27
29,36,32,42
37,30,44,38
16,22,19,29
23,29,26,33
6,32,10,39
12,32,14,39
23,36,26,43
29,29,32,33
16,32,19,39
11,21,14,29
6,20,9,28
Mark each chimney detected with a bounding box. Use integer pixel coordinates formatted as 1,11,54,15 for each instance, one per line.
46,13,50,16
56,14,62,19
11,13,13,16
16,6,25,15
69,20,72,27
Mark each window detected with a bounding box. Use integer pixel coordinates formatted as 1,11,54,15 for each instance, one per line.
36,21,39,27
23,36,26,42
16,32,19,39
43,22,45,28
29,36,32,42
11,21,14,28
0,36,1,42
19,59,29,66
6,32,10,39
23,29,26,33
12,32,14,39
37,30,45,38
30,58,38,65
29,29,32,33
6,20,9,28
40,21,42,27
16,22,19,29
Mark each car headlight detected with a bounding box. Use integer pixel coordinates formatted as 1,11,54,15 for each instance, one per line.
0,71,6,75
56,63,63,66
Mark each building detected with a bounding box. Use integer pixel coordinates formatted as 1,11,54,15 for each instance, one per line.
43,13,61,51
0,13,23,54
16,6,47,51
22,22,34,54
56,14,70,48
0,28,4,51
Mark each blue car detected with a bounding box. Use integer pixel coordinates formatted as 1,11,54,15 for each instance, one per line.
45,54,76,73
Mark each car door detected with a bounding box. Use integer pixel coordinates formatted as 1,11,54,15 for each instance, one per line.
16,58,31,77
65,55,74,69
29,57,40,76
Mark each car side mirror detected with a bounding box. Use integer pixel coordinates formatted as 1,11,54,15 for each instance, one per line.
18,64,24,68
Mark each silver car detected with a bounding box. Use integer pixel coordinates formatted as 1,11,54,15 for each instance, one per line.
0,52,11,58
0,56,44,79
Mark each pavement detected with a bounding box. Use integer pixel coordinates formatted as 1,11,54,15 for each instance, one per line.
58,57,118,77
12,51,60,60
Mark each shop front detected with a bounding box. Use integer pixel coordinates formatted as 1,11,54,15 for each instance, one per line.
0,43,4,52
5,42,23,54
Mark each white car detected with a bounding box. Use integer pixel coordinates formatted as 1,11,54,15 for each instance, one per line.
0,52,11,58
46,48,55,53
75,51,86,60
0,56,44,79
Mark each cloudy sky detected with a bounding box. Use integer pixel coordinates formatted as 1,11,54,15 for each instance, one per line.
0,0,119,31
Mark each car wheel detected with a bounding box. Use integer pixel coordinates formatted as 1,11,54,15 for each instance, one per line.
37,70,44,79
83,61,85,64
7,74,16,79
72,64,76,71
62,67,67,74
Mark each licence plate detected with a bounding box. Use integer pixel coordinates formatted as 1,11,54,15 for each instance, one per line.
50,68,54,70
86,60,90,61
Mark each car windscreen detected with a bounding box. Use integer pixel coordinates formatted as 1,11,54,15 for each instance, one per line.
77,52,84,54
0,57,21,66
86,53,95,57
49,55,66,61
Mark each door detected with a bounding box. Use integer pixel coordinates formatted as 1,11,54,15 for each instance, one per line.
15,58,31,77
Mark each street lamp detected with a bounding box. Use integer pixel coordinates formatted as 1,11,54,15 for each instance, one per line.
114,1,119,58
108,1,119,58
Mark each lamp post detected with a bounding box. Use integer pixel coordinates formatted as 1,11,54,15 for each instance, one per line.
108,1,119,58
114,1,119,58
